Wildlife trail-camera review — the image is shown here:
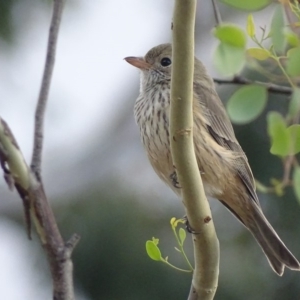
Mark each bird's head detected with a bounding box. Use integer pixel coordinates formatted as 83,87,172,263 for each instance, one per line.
125,43,172,91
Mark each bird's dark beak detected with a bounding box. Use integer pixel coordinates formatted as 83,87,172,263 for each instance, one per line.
124,56,151,70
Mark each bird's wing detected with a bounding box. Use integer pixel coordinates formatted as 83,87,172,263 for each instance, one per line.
194,82,259,205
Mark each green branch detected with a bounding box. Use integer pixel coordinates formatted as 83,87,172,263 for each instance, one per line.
170,1,220,299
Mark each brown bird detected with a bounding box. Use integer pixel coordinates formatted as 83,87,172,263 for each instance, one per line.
125,43,300,275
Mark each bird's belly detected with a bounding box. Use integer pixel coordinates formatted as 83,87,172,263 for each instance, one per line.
141,122,175,185
136,101,234,199
140,121,233,198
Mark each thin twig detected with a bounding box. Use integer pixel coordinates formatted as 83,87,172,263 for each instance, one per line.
0,0,80,299
284,2,299,35
211,0,222,26
282,156,296,187
0,116,80,299
213,76,293,95
31,0,65,180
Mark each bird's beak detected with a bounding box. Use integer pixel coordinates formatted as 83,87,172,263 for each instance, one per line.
124,56,151,70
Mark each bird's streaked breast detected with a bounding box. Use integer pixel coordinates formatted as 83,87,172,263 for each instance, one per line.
134,83,175,185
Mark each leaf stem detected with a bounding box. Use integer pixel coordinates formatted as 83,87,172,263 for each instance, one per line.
273,56,296,88
172,226,194,271
163,260,192,273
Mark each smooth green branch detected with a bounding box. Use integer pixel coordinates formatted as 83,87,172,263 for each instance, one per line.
171,0,220,299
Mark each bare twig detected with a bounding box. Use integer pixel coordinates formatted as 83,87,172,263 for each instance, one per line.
31,0,65,180
283,1,300,35
212,0,222,26
0,1,80,299
30,1,81,298
282,155,295,187
0,116,80,299
171,1,220,299
214,76,293,95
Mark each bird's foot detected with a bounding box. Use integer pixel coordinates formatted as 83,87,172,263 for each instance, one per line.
183,216,200,234
170,171,181,189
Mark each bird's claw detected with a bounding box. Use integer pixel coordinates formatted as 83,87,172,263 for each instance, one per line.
184,216,200,234
170,171,181,189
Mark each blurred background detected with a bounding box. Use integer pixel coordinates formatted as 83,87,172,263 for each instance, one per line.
0,0,300,299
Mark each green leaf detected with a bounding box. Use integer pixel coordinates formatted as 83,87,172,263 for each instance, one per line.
227,85,267,124
179,228,186,245
146,240,162,261
247,14,255,37
293,167,300,203
213,24,247,47
287,125,300,155
247,48,271,60
255,180,270,194
220,0,272,11
272,179,284,197
286,47,300,77
170,217,176,227
152,237,159,246
267,112,290,157
284,29,300,47
271,5,286,54
288,88,300,119
214,43,245,76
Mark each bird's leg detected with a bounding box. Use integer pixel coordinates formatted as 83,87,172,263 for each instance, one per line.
184,215,201,234
170,171,181,189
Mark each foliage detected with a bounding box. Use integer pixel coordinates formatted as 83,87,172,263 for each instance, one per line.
215,0,300,203
213,24,246,75
220,0,273,11
227,85,267,124
146,218,193,272
1,1,300,299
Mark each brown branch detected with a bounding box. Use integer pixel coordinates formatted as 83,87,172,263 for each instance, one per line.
0,117,80,299
283,1,300,36
0,1,80,299
214,76,293,95
31,0,65,180
211,0,222,26
30,1,81,298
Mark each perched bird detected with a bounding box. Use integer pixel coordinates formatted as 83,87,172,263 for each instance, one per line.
125,43,300,275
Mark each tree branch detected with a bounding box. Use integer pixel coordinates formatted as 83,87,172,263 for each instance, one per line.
212,0,222,26
0,1,80,299
0,117,79,299
213,76,293,95
171,1,220,300
31,0,65,180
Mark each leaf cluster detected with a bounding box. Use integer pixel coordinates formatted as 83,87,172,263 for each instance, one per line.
145,218,193,273
214,0,300,202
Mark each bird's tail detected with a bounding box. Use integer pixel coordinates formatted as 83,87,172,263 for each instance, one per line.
247,203,300,276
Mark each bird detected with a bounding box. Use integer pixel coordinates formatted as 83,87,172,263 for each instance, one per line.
124,43,300,275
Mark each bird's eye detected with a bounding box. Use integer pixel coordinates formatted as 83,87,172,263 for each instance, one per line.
160,57,172,67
